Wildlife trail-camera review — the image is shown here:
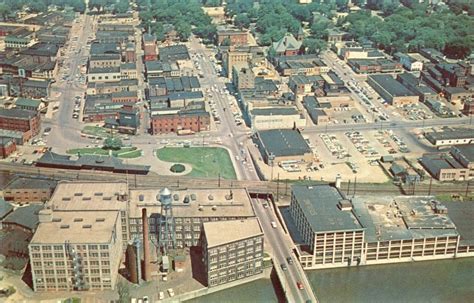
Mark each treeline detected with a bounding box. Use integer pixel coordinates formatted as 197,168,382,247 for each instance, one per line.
88,0,129,14
138,0,216,42
343,6,474,58
0,0,85,16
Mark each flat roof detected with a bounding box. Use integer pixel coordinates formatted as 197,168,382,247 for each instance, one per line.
47,181,129,211
128,188,254,219
292,185,363,233
368,74,415,97
352,196,458,242
203,218,263,248
31,210,119,244
425,128,474,141
0,108,37,119
258,129,311,158
445,202,474,245
251,107,299,116
420,153,464,174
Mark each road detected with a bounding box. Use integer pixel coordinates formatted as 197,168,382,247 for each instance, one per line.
253,198,317,303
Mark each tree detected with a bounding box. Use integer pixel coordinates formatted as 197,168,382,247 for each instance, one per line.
220,37,231,46
0,4,10,20
234,13,250,28
303,38,327,54
103,137,122,151
115,0,129,13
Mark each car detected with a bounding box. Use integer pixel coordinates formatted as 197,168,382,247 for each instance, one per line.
159,292,165,300
287,257,293,265
281,263,288,271
297,281,304,290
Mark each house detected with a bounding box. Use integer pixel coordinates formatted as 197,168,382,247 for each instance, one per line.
3,176,57,204
271,33,302,57
217,28,248,46
14,98,42,112
0,137,16,158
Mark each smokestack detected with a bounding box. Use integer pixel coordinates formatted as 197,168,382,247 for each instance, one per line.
142,208,151,281
125,242,139,284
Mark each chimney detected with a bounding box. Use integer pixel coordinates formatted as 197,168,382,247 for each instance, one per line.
38,207,53,223
125,241,139,284
142,208,151,281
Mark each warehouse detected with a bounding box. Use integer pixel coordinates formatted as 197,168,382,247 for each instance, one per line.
256,129,313,164
367,74,419,106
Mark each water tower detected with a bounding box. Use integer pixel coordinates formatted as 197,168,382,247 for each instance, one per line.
157,188,176,255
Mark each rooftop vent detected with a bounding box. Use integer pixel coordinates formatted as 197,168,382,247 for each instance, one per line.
82,224,92,229
103,196,112,201
96,218,105,222
208,195,214,201
62,197,71,201
338,199,352,211
82,197,91,201
60,224,70,229
212,205,217,211
190,194,196,201
73,218,83,222
184,195,190,204
74,193,83,197
52,218,62,222
173,194,179,201
139,194,144,202
198,205,204,211
94,192,103,196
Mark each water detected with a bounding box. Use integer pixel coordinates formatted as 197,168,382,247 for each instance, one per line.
186,258,474,303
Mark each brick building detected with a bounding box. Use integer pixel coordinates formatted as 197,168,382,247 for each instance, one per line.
0,108,41,142
3,177,57,205
150,109,210,134
217,29,248,46
143,34,157,61
0,137,16,158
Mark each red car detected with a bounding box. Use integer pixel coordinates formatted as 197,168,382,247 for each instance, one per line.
297,281,304,290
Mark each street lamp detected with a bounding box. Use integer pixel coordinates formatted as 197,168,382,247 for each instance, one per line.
268,153,275,181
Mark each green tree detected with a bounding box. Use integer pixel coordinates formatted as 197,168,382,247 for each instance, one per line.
103,137,123,151
234,13,250,28
303,38,327,54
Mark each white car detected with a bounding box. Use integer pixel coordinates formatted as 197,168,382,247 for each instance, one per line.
159,292,164,300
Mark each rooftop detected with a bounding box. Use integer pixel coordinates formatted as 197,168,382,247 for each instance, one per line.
251,107,299,116
3,204,43,230
352,196,458,242
15,98,42,108
4,176,57,190
258,129,311,158
0,198,13,219
47,181,128,211
420,153,463,174
128,188,254,219
31,210,120,244
445,202,474,246
452,145,474,162
425,128,474,141
292,185,363,233
368,74,415,97
0,108,37,119
203,218,263,248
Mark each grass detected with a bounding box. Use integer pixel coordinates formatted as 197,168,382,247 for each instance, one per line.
81,126,112,138
156,147,236,179
67,147,142,159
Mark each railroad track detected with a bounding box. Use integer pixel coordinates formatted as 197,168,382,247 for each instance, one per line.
0,162,470,196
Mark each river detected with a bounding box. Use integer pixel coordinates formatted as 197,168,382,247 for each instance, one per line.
186,258,474,303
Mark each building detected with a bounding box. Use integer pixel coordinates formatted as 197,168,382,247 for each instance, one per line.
327,29,346,44
29,209,123,292
348,58,403,74
397,53,424,71
1,204,43,234
158,45,190,63
0,108,41,141
0,137,16,158
89,54,122,69
201,218,264,287
250,107,305,130
271,33,302,57
87,67,122,83
44,182,130,250
3,177,57,204
396,73,437,102
232,64,255,90
120,63,137,80
256,129,313,164
150,106,210,135
289,185,465,270
289,185,364,269
424,128,474,147
128,187,256,248
35,152,150,175
15,98,42,112
223,49,252,79
217,28,248,46
143,34,157,61
420,153,468,181
367,74,419,106
451,145,474,172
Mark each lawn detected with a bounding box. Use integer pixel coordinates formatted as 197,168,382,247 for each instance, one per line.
67,147,142,159
156,147,236,179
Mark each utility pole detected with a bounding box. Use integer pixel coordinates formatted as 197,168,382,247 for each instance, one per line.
276,173,280,202
218,173,221,187
346,179,351,196
428,177,433,196
285,178,288,196
353,175,357,197
465,180,470,197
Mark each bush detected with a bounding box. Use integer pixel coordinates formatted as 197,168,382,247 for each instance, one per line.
170,164,185,173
